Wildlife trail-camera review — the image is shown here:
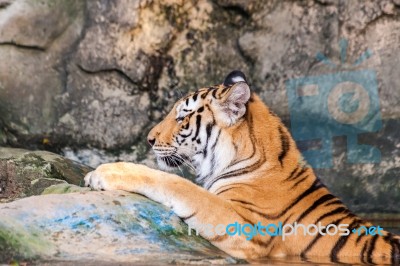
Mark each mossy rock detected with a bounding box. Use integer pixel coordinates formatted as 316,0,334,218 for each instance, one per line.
0,148,92,202
0,186,240,264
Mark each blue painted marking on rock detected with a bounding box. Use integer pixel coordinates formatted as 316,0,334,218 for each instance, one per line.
286,39,382,168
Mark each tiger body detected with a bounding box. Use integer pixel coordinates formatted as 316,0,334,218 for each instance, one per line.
85,71,400,264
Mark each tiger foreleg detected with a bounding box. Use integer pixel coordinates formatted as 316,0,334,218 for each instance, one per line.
84,162,262,259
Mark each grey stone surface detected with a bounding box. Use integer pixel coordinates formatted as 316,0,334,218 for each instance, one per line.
0,185,239,264
0,147,92,202
0,0,85,138
1,0,399,146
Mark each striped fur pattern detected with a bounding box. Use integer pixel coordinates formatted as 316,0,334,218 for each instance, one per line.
85,71,400,264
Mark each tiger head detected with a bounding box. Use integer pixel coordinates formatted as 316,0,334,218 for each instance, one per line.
147,70,292,189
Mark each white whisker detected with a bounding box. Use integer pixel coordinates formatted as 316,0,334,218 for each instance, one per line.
172,153,196,172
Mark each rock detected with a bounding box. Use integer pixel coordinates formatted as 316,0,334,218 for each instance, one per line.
0,0,85,143
0,185,240,264
1,0,399,147
1,0,399,146
0,148,92,202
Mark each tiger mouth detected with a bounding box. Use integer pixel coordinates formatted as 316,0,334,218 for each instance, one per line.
160,156,183,168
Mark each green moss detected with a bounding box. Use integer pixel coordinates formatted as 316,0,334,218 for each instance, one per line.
41,183,90,195
51,158,92,185
18,154,47,170
0,221,53,261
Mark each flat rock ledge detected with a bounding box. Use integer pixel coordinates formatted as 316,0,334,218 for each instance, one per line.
0,184,240,264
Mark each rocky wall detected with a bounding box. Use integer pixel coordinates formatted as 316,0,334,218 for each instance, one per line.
0,0,399,212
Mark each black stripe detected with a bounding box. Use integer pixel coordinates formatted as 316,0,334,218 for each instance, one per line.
286,167,308,181
229,199,295,227
360,239,369,264
203,130,221,180
301,215,349,258
214,114,263,182
291,176,308,189
205,123,213,139
286,166,300,181
315,206,349,224
234,202,274,219
179,130,193,138
384,234,396,265
268,109,277,117
248,179,324,220
226,113,257,168
331,219,361,262
217,158,263,179
296,194,336,223
197,106,204,113
196,129,220,184
185,98,189,105
366,234,379,264
182,211,197,221
278,126,290,166
191,115,202,141
212,88,218,98
391,235,400,264
209,129,221,173
206,158,265,190
235,210,256,225
301,229,326,259
192,93,198,101
208,233,229,242
356,234,366,244
201,90,211,99
325,199,343,207
251,215,293,250
356,227,369,243
215,186,236,196
395,237,400,257
230,199,263,209
214,182,252,196
248,93,255,102
272,179,323,219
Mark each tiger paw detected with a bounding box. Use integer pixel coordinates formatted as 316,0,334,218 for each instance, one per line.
84,163,122,191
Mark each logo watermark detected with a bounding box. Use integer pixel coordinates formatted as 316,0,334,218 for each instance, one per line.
188,221,384,241
285,39,382,168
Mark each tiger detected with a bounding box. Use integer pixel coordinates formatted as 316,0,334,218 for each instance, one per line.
84,70,400,264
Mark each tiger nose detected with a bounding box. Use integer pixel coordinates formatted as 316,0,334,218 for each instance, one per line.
147,137,156,146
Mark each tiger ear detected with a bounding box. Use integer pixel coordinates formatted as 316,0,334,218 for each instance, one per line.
216,81,251,126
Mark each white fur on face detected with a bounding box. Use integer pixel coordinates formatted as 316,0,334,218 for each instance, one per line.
175,97,201,121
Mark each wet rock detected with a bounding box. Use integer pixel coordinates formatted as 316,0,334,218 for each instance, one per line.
0,148,92,202
0,185,240,264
